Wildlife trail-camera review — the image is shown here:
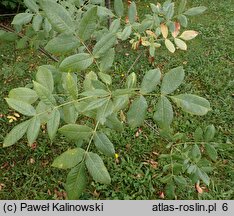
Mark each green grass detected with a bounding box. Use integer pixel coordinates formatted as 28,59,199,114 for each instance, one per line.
0,0,233,200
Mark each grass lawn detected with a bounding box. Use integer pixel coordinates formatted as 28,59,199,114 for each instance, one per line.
0,0,233,200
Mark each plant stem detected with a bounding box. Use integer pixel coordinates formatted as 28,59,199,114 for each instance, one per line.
120,52,143,86
83,97,111,157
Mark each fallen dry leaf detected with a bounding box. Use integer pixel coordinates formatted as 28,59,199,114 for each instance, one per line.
195,182,203,194
159,191,165,199
29,158,35,164
54,188,66,200
144,159,158,169
1,162,9,170
93,190,100,198
0,183,6,191
30,142,37,150
47,189,52,196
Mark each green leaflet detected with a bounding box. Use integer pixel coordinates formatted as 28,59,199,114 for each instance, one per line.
43,18,52,33
93,33,117,58
36,66,54,92
118,25,132,41
80,89,109,97
140,69,161,94
47,109,60,141
98,72,112,85
174,175,187,185
178,0,187,14
16,37,27,50
78,7,97,41
204,124,215,142
165,183,175,199
52,148,85,169
112,89,135,97
36,101,53,124
97,6,115,18
126,72,137,89
161,66,184,95
11,13,33,26
83,98,109,112
58,124,93,141
83,71,98,91
45,34,79,55
165,3,174,20
114,0,124,17
94,132,115,156
40,0,75,33
113,95,129,112
3,120,30,147
184,6,207,16
178,14,188,27
33,81,56,106
85,152,111,184
74,100,96,119
109,19,121,33
100,48,115,72
66,162,87,200
127,96,148,128
139,19,153,33
62,103,78,123
59,53,93,72
65,73,78,100
191,144,201,161
128,1,137,24
96,99,114,124
194,127,203,141
24,0,39,13
197,168,210,185
153,96,173,129
8,87,38,104
171,94,211,115
32,14,43,32
204,144,217,161
27,116,41,146
105,115,124,132
5,98,36,116
0,30,18,42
